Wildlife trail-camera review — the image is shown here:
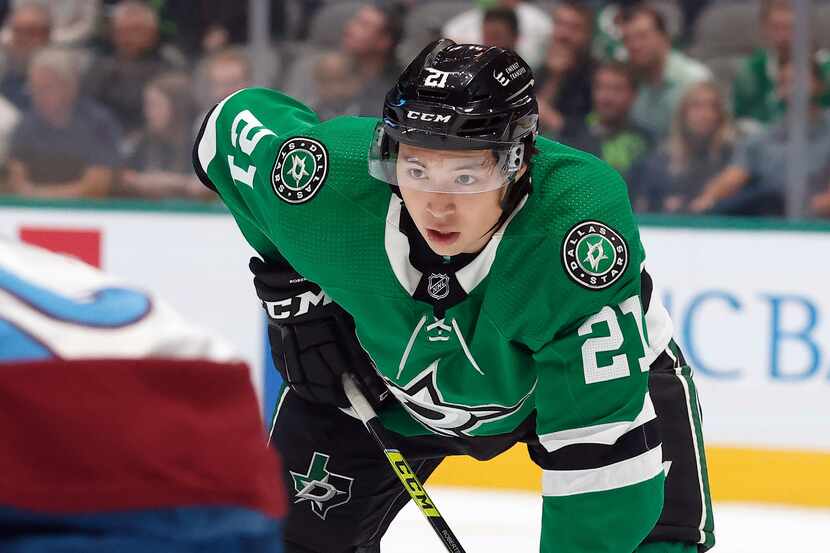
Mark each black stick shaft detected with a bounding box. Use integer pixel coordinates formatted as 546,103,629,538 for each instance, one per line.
342,374,467,553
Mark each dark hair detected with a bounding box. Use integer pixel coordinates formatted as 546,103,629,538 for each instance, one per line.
555,0,596,33
483,7,520,38
594,61,637,90
621,4,668,36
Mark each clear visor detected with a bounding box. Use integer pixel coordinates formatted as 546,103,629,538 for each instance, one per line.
368,124,525,194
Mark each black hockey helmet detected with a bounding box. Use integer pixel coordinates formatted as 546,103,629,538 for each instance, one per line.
369,39,538,197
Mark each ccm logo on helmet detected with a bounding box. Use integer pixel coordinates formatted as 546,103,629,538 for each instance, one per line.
406,111,452,123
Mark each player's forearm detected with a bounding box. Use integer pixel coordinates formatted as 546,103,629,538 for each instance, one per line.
540,472,664,553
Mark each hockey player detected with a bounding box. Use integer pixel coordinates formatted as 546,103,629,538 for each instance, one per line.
193,40,714,553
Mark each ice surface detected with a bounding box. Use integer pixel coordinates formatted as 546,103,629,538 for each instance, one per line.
382,486,830,553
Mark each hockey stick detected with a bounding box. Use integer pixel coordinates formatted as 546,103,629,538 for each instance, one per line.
342,373,467,553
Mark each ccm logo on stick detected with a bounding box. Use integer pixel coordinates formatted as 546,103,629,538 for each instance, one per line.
406,111,452,123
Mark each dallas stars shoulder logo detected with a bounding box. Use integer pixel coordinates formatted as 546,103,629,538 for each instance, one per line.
271,137,329,204
562,220,629,290
290,452,353,519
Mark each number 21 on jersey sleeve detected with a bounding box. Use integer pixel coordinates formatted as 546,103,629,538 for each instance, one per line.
578,295,650,384
227,109,275,188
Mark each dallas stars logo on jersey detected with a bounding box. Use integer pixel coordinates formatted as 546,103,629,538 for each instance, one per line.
387,361,536,437
290,452,353,519
271,137,329,204
562,220,629,290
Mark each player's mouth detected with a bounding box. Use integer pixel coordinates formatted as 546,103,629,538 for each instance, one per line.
426,228,460,245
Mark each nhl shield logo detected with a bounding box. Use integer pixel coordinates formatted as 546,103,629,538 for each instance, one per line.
427,273,450,300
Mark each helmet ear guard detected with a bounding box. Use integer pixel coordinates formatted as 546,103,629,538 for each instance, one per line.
505,143,524,173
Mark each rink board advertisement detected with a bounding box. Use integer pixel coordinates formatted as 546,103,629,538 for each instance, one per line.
1,199,829,506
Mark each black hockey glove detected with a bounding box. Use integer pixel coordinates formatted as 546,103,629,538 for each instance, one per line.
250,256,389,409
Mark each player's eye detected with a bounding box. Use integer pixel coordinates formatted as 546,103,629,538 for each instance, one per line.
455,174,477,186
407,167,427,180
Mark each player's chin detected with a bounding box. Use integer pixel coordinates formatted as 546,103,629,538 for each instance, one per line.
427,244,461,257
423,228,463,255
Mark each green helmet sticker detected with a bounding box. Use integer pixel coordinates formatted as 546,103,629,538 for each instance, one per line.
562,221,629,290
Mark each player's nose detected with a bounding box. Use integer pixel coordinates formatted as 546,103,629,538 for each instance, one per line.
425,194,455,219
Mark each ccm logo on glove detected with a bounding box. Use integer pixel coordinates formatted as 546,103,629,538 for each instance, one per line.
264,290,332,320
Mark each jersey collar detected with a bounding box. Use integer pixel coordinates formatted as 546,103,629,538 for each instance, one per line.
383,194,528,312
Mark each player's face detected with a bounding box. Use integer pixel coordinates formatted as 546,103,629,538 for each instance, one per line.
396,144,507,257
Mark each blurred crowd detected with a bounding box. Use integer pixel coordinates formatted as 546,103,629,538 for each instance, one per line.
0,0,829,218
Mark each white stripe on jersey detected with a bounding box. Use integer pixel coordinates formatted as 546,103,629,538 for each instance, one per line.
196,89,245,172
676,367,708,544
542,445,663,497
644,284,674,360
538,392,657,453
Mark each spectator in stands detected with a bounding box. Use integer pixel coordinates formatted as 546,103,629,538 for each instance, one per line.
340,4,403,116
310,52,363,121
192,47,252,136
733,0,830,127
1,0,100,47
442,0,552,70
7,48,120,199
0,2,51,111
203,47,252,104
560,62,651,178
536,1,596,138
284,3,401,118
622,5,711,141
481,7,519,52
85,0,184,138
690,58,830,216
120,72,210,200
632,81,736,213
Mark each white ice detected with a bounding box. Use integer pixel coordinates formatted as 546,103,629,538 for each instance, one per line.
382,486,830,553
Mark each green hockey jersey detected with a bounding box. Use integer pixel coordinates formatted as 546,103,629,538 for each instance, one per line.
195,88,669,553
